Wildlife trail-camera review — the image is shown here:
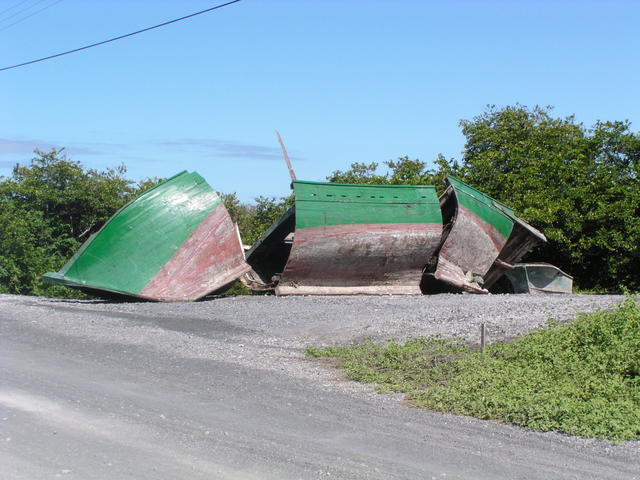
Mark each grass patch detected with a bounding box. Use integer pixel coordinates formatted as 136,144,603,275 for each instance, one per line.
305,297,640,442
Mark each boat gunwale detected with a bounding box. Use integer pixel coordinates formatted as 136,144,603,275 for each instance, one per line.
515,262,573,280
447,175,546,242
293,180,438,190
43,272,147,299
446,176,513,214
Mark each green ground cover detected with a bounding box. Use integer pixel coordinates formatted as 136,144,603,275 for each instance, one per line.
306,298,640,442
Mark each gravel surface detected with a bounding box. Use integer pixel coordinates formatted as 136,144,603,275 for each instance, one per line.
1,292,638,479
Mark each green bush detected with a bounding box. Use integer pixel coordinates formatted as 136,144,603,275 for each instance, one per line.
307,298,640,442
0,149,159,297
455,106,640,292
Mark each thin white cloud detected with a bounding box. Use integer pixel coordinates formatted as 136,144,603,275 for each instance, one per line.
0,138,102,156
159,138,303,161
0,138,54,154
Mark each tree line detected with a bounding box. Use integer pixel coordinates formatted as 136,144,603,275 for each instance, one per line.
1,105,638,297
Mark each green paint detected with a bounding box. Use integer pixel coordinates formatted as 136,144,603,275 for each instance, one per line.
293,181,441,229
43,171,221,296
447,176,514,239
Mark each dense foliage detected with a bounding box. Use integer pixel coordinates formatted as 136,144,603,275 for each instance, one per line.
328,155,453,194
330,106,640,292
307,297,640,442
0,150,158,297
456,106,639,292
220,192,294,246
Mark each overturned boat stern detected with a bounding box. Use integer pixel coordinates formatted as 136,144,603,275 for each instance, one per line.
274,181,442,295
43,171,250,301
430,176,545,293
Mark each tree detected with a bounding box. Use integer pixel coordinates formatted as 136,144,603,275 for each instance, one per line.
456,105,640,291
328,161,389,185
220,192,294,246
218,192,256,245
328,155,455,193
0,149,159,297
0,201,61,295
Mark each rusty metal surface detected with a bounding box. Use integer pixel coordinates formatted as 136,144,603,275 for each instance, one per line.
433,203,507,293
276,222,442,295
431,256,489,294
431,177,547,294
245,181,443,296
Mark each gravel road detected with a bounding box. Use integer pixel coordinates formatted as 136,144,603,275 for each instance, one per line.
1,293,638,479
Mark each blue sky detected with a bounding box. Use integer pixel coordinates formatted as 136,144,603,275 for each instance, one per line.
2,0,639,202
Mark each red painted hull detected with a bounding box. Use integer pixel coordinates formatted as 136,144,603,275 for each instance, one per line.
140,203,250,301
434,205,507,293
276,223,442,295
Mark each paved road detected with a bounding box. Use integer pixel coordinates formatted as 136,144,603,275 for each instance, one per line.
1,293,637,479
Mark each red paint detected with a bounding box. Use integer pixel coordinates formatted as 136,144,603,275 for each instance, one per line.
435,204,507,293
140,203,250,301
277,222,442,295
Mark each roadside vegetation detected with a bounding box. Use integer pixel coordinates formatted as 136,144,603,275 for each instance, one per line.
0,149,160,297
1,104,638,296
306,297,640,442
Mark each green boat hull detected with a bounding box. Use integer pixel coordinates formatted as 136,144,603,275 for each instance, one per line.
432,176,546,293
43,171,250,301
245,181,443,295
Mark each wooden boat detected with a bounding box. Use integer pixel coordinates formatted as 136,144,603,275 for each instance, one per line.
244,180,442,295
42,161,545,299
43,171,250,301
429,176,546,293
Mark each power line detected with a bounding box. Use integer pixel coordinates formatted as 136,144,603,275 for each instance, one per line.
0,0,242,72
0,0,32,17
0,0,49,24
0,0,64,33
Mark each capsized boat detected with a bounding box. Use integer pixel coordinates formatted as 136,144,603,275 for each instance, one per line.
500,263,573,294
43,171,250,301
244,180,443,295
428,176,546,293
